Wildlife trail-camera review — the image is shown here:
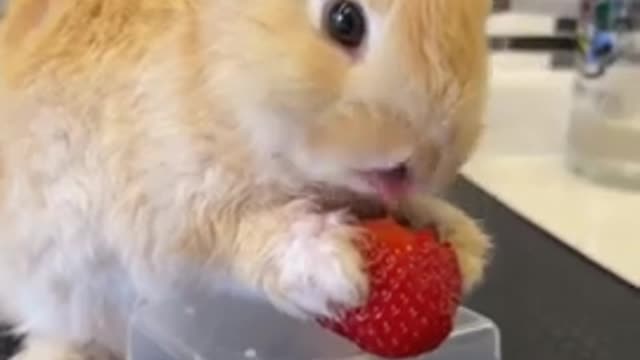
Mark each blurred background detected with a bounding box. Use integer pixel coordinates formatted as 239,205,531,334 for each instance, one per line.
458,1,640,360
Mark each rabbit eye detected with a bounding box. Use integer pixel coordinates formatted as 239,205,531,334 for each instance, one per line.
324,1,367,48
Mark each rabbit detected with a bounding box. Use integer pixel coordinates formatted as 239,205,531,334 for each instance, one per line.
0,0,493,359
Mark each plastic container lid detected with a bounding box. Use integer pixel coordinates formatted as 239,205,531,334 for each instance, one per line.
127,290,501,360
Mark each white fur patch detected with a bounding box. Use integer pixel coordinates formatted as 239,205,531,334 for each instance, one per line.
273,209,366,318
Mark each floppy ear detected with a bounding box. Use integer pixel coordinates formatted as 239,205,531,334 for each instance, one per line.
2,0,59,48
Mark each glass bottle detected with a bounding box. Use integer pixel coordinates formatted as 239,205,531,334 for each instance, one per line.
566,0,640,189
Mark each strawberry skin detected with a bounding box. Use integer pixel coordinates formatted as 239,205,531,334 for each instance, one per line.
318,218,462,359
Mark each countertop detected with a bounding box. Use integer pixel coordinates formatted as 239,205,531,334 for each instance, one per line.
451,178,640,360
463,13,640,288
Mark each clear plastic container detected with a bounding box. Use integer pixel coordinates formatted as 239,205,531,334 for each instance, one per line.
126,290,501,360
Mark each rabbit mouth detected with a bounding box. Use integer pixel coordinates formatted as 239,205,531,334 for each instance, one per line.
306,171,415,224
356,165,415,205
313,190,412,227
299,161,418,222
308,186,388,220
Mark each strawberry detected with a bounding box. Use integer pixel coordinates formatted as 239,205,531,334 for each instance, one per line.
318,217,462,359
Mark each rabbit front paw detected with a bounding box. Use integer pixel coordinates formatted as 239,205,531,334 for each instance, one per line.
400,196,492,292
266,208,369,319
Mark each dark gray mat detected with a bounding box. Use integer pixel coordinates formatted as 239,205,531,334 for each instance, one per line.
449,178,640,360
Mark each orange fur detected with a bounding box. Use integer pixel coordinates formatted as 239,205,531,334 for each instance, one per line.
0,1,491,358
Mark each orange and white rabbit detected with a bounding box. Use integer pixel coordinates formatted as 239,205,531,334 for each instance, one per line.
0,0,492,358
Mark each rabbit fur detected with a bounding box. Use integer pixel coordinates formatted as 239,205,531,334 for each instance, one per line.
0,0,492,358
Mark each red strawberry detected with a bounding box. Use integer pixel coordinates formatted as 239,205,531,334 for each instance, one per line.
318,217,462,359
